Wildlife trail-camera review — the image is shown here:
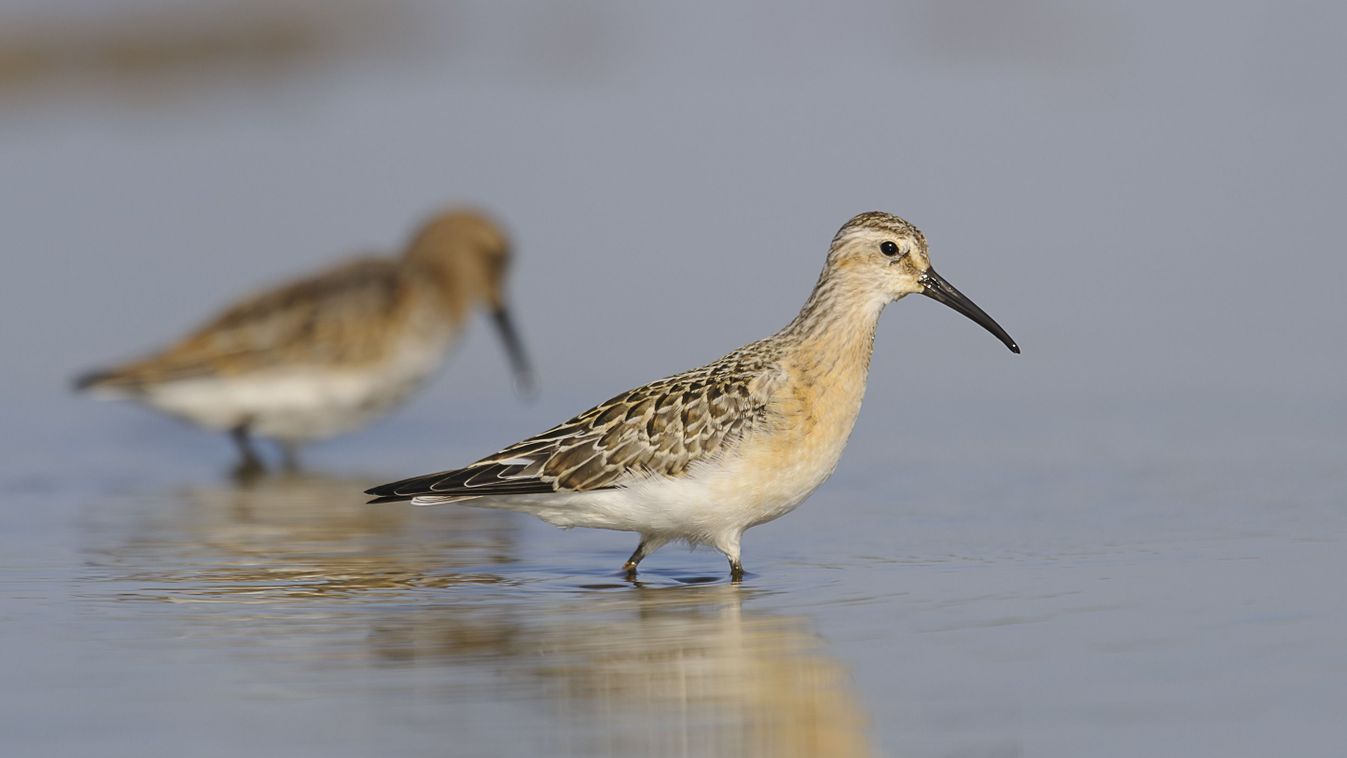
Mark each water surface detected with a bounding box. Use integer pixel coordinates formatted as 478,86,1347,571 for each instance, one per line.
3,2,1346,756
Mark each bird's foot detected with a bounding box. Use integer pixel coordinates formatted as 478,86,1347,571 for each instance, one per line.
729,560,745,583
623,562,639,582
230,456,267,483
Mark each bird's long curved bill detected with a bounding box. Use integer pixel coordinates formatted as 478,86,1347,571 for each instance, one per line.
919,268,1020,354
491,305,537,396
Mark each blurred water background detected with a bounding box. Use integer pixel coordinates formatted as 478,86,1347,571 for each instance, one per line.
2,1,1345,756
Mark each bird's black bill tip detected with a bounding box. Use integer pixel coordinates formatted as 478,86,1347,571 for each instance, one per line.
490,305,537,398
919,268,1020,354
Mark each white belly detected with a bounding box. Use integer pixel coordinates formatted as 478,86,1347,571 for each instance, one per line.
141,334,451,442
456,434,848,547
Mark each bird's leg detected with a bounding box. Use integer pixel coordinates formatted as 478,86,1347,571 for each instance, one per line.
729,560,745,583
622,536,663,580
230,424,265,478
716,531,745,582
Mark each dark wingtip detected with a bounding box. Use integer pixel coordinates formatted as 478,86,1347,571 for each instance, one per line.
1009,343,1021,354
364,478,418,502
72,369,113,392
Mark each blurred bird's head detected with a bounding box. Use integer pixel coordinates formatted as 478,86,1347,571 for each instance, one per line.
403,209,534,394
404,209,512,310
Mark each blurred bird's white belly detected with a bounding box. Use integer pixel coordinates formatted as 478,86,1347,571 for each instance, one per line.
142,334,451,442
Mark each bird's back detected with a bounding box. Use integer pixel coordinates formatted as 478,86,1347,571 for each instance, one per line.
77,257,416,392
368,338,789,504
75,255,467,442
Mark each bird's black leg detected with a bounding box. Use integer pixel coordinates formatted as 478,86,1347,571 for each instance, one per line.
729,559,745,583
623,537,654,580
230,424,265,479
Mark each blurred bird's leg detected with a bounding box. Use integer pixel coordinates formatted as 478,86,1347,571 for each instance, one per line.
229,424,266,478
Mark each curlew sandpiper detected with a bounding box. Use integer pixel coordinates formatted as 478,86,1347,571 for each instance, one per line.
367,211,1016,580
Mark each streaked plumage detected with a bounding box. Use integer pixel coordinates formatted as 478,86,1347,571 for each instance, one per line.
368,211,1019,579
77,209,533,471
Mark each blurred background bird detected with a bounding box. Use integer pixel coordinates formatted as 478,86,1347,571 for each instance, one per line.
75,208,534,475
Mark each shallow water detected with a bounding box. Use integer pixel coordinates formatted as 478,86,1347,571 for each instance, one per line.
4,1,1347,756
5,390,1345,756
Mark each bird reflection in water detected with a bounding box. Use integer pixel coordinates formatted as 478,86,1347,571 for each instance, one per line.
111,470,517,601
97,475,870,756
368,585,873,757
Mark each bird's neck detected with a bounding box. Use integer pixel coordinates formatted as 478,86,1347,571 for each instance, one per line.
779,273,885,379
761,273,885,475
405,257,473,323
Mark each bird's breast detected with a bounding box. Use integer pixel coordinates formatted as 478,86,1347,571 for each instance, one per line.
709,359,870,525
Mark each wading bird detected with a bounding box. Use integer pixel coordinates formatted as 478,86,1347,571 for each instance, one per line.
367,212,1016,580
78,210,533,474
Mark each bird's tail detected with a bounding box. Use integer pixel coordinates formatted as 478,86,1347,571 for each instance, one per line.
368,494,479,506
72,367,138,394
364,471,483,505
366,491,479,506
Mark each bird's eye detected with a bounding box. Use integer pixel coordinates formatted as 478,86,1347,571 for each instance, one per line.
880,241,900,257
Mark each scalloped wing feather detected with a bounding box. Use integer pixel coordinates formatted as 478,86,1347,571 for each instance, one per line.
366,340,788,502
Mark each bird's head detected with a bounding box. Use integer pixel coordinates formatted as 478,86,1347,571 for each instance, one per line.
403,209,535,394
826,211,1019,353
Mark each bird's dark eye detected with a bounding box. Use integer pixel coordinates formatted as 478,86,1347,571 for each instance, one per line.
880,241,900,257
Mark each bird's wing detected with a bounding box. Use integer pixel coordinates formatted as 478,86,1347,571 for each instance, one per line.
366,342,786,503
76,257,406,390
